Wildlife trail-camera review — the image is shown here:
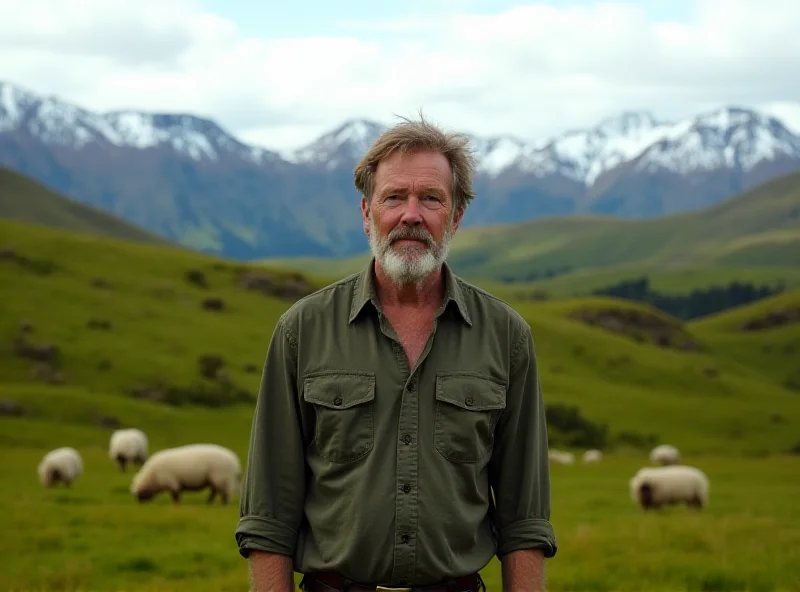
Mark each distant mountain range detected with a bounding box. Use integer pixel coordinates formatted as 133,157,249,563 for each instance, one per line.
2,79,800,260
265,170,800,284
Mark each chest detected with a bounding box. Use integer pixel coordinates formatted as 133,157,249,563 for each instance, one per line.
384,311,435,369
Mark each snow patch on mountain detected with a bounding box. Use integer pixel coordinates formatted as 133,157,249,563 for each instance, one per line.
2,80,799,184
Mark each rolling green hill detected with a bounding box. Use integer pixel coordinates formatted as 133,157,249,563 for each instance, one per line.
1,218,799,591
0,166,174,247
2,216,798,452
263,170,800,291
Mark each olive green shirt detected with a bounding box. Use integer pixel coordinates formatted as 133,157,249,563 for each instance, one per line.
235,259,557,586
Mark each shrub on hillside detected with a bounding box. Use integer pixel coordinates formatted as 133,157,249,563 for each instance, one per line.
0,246,58,275
545,403,609,449
569,304,702,351
198,354,224,379
185,269,208,288
128,379,253,408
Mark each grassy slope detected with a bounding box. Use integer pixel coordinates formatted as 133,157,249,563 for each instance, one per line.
2,219,799,591
0,166,174,247
262,170,800,290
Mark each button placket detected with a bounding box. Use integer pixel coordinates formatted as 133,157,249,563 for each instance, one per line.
393,368,420,582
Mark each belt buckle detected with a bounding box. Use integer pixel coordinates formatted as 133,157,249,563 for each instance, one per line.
376,587,412,592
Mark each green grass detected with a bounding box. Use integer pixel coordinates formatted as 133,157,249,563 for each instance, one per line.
261,170,800,290
2,218,800,591
0,166,172,248
4,425,799,592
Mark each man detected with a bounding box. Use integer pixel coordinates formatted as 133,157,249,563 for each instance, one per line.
235,115,558,592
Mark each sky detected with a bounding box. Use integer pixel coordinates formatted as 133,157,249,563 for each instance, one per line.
1,0,799,153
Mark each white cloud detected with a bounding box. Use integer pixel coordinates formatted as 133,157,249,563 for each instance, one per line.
1,0,799,151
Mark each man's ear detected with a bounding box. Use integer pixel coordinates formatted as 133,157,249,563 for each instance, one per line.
361,197,370,235
451,206,465,233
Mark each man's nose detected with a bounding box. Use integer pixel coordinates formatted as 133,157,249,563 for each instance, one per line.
399,197,424,225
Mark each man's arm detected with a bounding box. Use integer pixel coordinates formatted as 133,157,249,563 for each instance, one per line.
235,313,306,592
489,321,557,592
501,549,545,592
249,551,294,592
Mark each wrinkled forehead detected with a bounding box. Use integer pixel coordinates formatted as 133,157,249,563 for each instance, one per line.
373,150,453,192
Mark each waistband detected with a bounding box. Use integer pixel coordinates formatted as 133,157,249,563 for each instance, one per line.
299,571,485,592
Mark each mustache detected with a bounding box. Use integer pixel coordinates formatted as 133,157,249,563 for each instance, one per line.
387,226,434,247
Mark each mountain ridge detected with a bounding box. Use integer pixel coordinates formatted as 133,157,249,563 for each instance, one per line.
2,79,800,260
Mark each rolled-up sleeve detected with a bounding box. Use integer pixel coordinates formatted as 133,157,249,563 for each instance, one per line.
235,313,306,559
489,322,558,559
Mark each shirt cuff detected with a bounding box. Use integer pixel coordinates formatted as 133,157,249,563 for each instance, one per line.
235,516,298,558
496,518,558,559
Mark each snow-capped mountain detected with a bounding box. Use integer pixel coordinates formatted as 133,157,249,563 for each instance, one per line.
0,82,283,166
633,107,800,175
1,79,799,260
282,118,385,170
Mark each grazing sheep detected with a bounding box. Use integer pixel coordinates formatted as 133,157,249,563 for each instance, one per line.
650,444,680,465
582,449,603,463
130,443,241,505
37,447,83,488
629,465,709,511
549,449,575,465
108,428,148,471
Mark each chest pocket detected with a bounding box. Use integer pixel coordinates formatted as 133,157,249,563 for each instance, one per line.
434,372,507,463
303,371,376,464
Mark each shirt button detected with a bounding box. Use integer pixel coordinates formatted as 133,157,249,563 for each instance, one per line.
402,483,411,493
465,396,474,406
400,534,410,544
333,397,343,406
402,434,412,445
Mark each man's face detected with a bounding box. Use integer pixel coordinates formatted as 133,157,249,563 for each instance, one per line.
361,149,463,286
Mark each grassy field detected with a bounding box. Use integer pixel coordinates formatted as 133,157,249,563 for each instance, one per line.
262,170,800,290
2,218,799,591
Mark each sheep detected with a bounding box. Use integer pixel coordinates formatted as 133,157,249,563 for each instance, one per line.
108,428,148,472
37,446,83,488
549,449,575,465
582,449,603,463
650,444,680,465
130,443,241,505
629,465,709,511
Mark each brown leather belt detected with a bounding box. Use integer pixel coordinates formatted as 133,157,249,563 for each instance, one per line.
300,571,485,592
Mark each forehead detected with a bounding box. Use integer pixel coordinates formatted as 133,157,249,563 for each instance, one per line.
374,150,452,194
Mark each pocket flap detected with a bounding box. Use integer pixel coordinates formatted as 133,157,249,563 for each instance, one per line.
435,372,506,411
303,371,376,409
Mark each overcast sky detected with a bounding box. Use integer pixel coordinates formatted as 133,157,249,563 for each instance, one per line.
1,0,799,152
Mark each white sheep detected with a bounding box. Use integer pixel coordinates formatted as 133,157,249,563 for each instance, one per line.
130,443,241,505
549,449,575,465
582,449,603,463
650,444,680,465
108,428,148,471
629,465,709,511
37,446,83,488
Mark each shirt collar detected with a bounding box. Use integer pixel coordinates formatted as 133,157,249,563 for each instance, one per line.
349,257,472,327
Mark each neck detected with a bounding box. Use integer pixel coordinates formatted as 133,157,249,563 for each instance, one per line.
373,260,445,309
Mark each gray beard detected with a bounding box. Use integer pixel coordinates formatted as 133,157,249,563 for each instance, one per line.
368,214,454,288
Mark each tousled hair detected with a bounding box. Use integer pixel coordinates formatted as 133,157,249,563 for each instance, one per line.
353,112,478,214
